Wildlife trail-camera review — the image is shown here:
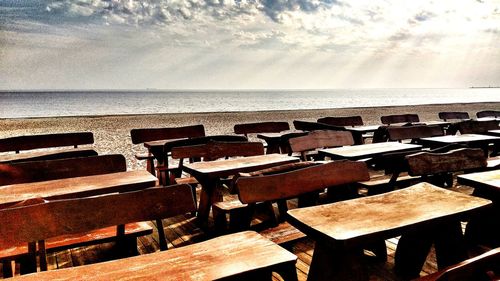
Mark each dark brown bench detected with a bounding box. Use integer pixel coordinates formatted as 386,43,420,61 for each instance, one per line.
455,120,499,134
417,247,499,281
233,121,290,137
477,110,500,118
0,184,196,276
0,155,154,276
288,130,354,160
317,116,364,127
381,114,420,125
438,111,470,121
0,132,96,163
130,125,206,175
387,124,444,144
293,120,363,144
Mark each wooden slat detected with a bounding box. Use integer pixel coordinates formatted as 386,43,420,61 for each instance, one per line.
292,120,345,132
406,148,487,176
289,130,354,154
381,114,420,125
455,120,499,134
317,116,363,127
0,132,94,153
234,121,290,135
237,161,369,204
0,148,97,164
438,112,470,121
387,125,444,142
477,110,500,118
172,141,264,160
0,185,196,249
130,125,205,144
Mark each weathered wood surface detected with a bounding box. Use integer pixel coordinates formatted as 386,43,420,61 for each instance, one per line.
387,125,443,143
317,116,364,127
319,142,422,160
406,148,487,176
292,120,345,132
458,169,500,196
172,141,264,161
0,148,98,164
0,222,152,260
0,132,94,153
0,185,195,249
10,231,298,281
183,154,299,179
287,182,491,246
0,170,157,209
477,110,500,118
344,125,380,133
234,121,290,136
419,134,500,148
438,112,470,121
289,130,354,159
237,161,369,204
257,131,307,154
417,247,500,281
381,114,420,125
130,125,205,144
0,154,126,186
455,120,499,134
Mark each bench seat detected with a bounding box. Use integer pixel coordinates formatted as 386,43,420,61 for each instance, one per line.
0,148,97,164
0,222,152,261
259,222,306,245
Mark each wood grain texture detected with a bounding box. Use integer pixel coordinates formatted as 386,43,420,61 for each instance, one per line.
289,130,354,154
237,161,369,204
0,132,94,153
172,141,264,161
406,148,487,176
420,134,500,144
438,112,470,121
458,169,500,195
234,121,290,135
287,182,492,248
10,231,297,281
0,170,157,208
387,125,444,142
317,116,364,127
381,114,420,125
163,135,248,153
319,142,422,160
130,124,205,144
0,148,97,164
455,120,499,134
292,120,345,132
0,154,126,186
0,184,195,249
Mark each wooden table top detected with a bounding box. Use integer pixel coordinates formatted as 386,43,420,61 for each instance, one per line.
344,125,380,133
488,129,500,136
318,142,421,160
287,182,492,247
420,134,500,144
11,231,297,281
0,170,157,209
458,170,500,193
183,154,299,178
0,148,96,163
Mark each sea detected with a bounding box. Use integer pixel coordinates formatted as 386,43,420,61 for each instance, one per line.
0,88,499,119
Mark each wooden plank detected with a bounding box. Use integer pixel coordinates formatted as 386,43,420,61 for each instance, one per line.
0,132,94,153
477,110,500,118
289,130,354,154
438,112,470,121
234,122,290,135
381,114,420,125
130,125,205,144
317,116,364,127
406,148,487,176
171,141,264,161
319,142,422,160
387,125,444,142
11,231,297,281
0,148,97,164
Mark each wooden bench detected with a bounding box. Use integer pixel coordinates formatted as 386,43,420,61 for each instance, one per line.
288,130,354,160
455,120,499,134
0,132,97,164
381,114,420,125
233,121,290,137
417,247,499,281
0,184,196,276
387,124,444,144
8,231,298,281
317,116,364,127
130,125,206,175
477,110,500,118
438,111,470,121
213,162,370,246
0,155,154,276
293,120,364,144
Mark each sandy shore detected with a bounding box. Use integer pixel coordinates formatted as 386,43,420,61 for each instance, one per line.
1,102,498,170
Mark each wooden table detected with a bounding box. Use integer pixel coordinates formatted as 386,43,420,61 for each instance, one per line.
9,231,298,281
487,129,500,137
0,170,157,209
420,134,500,155
318,142,422,160
458,170,499,247
287,182,492,281
344,125,380,134
257,131,307,154
183,154,299,224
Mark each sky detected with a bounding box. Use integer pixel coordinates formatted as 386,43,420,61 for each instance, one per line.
1,0,500,90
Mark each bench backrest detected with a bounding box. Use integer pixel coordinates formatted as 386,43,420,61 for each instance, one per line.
0,184,195,249
406,148,487,177
0,132,94,153
381,114,420,125
171,141,264,161
387,125,444,143
237,161,370,204
455,120,499,134
163,135,248,153
477,110,500,118
289,130,354,160
233,122,290,136
293,120,345,131
130,125,205,144
317,116,364,127
418,247,500,281
438,111,470,121
0,154,126,186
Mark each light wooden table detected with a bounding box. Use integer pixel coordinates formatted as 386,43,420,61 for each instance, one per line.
287,182,492,281
0,170,157,210
319,142,422,160
183,154,299,225
420,134,500,155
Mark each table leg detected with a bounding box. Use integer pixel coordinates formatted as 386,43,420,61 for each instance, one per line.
395,227,434,279
308,241,366,281
196,177,222,228
265,141,281,154
434,220,467,269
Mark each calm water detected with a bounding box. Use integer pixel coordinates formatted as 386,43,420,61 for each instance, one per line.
0,89,499,118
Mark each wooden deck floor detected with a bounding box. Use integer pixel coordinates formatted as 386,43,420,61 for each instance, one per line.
1,181,477,280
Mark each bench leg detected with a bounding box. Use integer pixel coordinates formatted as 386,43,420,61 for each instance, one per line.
434,220,467,269
275,261,298,281
394,227,434,279
156,219,168,251
19,242,37,275
2,261,13,278
308,242,366,281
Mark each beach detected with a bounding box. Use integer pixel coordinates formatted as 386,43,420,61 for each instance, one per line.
1,102,498,170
